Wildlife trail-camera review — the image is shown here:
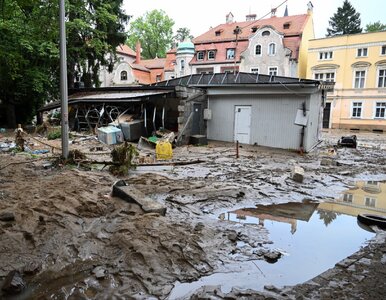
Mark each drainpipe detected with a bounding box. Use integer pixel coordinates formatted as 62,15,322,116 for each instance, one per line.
153,107,157,132
144,106,147,135
299,101,307,153
300,126,305,154
162,106,165,129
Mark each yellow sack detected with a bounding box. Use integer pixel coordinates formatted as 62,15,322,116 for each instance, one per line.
156,141,173,160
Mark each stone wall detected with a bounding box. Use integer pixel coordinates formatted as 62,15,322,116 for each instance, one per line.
175,86,207,145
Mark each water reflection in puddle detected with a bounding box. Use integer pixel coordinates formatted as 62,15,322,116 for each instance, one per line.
169,180,386,299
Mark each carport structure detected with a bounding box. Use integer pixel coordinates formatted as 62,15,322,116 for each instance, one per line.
40,86,178,134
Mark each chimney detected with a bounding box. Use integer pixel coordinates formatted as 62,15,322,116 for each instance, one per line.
307,1,314,15
135,41,141,64
271,8,277,17
226,12,234,24
246,14,256,21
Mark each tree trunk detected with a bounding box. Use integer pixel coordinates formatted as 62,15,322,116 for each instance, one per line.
67,61,75,89
36,111,43,125
6,101,17,129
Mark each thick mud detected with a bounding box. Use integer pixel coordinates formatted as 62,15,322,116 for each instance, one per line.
0,129,386,299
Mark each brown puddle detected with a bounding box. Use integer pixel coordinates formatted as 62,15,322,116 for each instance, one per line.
170,181,386,298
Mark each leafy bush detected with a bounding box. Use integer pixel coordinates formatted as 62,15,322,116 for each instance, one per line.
47,129,61,140
109,143,138,176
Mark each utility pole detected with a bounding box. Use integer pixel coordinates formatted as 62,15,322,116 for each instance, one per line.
233,26,241,75
59,0,69,159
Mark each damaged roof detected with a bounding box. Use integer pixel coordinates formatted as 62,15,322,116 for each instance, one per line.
40,87,174,111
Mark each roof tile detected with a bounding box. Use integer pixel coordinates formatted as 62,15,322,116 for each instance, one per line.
116,44,136,57
193,14,308,44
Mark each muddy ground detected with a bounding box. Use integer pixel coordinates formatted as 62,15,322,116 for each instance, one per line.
0,129,385,299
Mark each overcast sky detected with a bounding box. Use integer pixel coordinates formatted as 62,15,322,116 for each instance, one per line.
123,0,386,39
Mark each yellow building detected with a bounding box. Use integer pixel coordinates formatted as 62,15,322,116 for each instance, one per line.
307,31,386,130
318,180,386,217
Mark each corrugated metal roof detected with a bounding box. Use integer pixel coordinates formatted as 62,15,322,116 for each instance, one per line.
68,90,170,100
152,72,320,87
40,89,173,111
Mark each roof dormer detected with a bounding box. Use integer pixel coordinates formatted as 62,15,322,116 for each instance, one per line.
251,26,259,33
215,29,223,36
283,22,291,30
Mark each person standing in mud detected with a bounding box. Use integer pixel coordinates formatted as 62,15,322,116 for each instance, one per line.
15,124,26,151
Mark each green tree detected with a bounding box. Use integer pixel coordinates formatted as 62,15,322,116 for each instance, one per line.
365,21,386,32
173,27,194,45
0,0,129,127
326,0,362,36
0,0,60,127
317,210,339,227
66,0,129,88
127,10,174,59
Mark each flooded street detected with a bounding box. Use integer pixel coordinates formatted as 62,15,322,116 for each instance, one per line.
1,130,386,299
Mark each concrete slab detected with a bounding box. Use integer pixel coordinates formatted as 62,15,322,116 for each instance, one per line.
112,181,166,216
291,166,304,183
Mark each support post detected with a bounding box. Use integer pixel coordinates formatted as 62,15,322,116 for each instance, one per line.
59,0,69,159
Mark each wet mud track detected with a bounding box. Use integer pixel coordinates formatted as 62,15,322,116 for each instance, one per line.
1,130,386,299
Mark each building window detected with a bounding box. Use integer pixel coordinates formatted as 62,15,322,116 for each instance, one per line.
357,48,368,57
226,48,235,60
196,68,214,74
364,197,376,207
352,102,362,118
268,43,276,55
342,193,353,203
375,102,386,118
314,73,323,80
367,181,379,186
314,72,335,82
269,67,278,76
319,51,333,60
354,70,366,88
120,71,127,81
262,30,270,36
180,59,185,71
221,67,238,73
208,50,215,60
156,75,161,82
250,67,259,74
381,45,386,55
197,51,204,60
378,68,386,87
325,73,335,82
255,44,262,56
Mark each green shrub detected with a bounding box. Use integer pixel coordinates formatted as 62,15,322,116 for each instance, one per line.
47,129,61,140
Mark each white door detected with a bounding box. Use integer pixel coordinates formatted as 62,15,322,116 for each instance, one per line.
234,106,251,144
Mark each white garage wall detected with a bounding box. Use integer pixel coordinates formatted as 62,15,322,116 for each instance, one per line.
207,94,312,150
